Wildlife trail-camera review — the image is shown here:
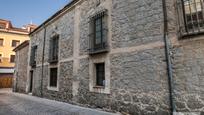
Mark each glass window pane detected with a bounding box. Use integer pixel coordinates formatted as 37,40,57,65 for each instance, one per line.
50,68,57,87
95,32,102,44
0,39,3,46
10,55,15,63
96,63,105,86
96,24,101,31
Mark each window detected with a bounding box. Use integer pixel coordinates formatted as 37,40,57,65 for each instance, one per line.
89,58,110,94
0,38,3,46
0,54,2,63
49,35,59,63
95,63,105,86
89,10,109,54
49,68,58,87
30,46,37,67
0,23,6,29
10,55,15,63
178,0,204,35
12,40,20,47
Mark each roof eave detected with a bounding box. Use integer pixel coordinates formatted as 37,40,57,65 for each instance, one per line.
29,0,79,36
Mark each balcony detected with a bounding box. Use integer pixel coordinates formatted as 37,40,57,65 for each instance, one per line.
177,0,204,38
88,29,109,55
48,55,58,64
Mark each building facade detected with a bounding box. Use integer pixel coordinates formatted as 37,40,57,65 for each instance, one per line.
13,40,29,93
14,0,204,114
0,19,36,88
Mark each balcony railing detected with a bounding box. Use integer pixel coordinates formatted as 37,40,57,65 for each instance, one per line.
88,28,109,55
48,54,58,64
177,0,204,37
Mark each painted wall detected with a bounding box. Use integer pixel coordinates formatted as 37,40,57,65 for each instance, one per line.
0,32,28,68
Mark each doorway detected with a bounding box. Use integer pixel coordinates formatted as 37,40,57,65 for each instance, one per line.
29,71,33,93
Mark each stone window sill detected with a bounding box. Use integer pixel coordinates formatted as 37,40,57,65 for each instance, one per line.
47,86,59,91
93,86,105,89
90,86,110,94
180,31,204,39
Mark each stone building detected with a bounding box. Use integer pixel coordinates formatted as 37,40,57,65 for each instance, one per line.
14,0,204,114
13,40,29,93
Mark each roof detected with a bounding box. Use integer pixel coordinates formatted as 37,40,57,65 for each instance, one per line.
30,0,79,35
13,40,29,52
0,19,37,35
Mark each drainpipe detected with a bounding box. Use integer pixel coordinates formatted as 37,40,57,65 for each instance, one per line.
162,0,176,114
41,25,46,97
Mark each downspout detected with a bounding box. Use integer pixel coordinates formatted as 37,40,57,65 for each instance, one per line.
162,0,176,114
41,25,46,97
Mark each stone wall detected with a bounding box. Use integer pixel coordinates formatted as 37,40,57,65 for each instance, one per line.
28,0,171,114
26,0,204,114
166,0,204,113
111,0,164,49
14,45,29,93
172,37,204,112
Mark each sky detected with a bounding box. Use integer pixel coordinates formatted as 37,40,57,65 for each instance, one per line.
0,0,70,28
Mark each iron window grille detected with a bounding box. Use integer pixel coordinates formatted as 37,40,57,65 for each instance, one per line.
30,46,37,67
88,10,109,54
95,63,105,87
177,0,204,37
50,68,58,87
49,35,59,63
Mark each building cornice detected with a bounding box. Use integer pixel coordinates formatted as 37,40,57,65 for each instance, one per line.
29,0,80,36
0,29,29,35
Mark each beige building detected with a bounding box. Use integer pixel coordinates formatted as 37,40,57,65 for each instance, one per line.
0,19,36,88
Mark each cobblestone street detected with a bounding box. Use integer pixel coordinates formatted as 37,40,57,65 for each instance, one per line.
0,89,119,115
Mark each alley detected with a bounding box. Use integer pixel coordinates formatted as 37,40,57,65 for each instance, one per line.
0,89,119,115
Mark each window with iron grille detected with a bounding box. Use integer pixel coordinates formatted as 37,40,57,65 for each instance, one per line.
89,10,109,54
49,68,58,87
0,38,4,46
10,55,15,63
177,0,204,36
12,40,20,47
95,63,105,87
49,35,59,63
30,46,37,67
